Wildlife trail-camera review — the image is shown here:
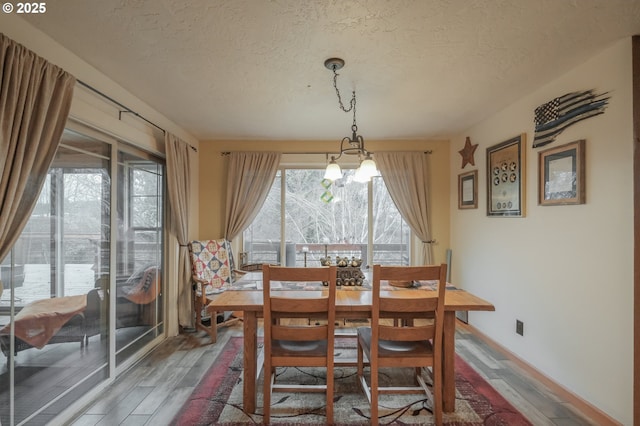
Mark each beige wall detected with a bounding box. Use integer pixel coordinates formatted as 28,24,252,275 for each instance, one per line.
449,38,633,424
198,139,451,265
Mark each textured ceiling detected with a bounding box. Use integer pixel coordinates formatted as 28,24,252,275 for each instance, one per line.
22,0,640,141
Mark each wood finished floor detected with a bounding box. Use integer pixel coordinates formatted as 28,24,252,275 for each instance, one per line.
67,321,602,426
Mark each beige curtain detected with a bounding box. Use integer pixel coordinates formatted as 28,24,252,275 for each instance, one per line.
165,133,193,328
375,152,433,265
224,152,281,241
0,33,76,263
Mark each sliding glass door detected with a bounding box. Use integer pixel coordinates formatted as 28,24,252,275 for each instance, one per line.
0,130,111,425
114,149,164,365
0,128,166,425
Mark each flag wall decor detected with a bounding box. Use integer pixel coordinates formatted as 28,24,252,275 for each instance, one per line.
533,89,609,148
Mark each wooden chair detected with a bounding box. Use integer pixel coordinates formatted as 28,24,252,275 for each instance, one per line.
262,264,337,425
188,239,241,342
356,264,448,425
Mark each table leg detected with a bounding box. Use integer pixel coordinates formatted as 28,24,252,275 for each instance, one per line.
443,312,456,412
209,311,218,343
243,311,258,413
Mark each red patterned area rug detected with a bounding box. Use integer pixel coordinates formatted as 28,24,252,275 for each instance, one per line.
172,337,532,425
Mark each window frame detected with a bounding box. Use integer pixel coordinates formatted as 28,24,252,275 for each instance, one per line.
242,157,412,268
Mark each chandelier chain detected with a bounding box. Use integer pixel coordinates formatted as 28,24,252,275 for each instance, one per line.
331,67,358,128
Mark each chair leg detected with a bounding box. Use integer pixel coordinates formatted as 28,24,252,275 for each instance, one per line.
433,364,443,426
326,363,334,424
434,389,442,426
263,368,272,425
370,363,378,425
356,340,363,377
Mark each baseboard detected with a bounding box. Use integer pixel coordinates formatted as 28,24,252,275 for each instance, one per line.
457,319,621,426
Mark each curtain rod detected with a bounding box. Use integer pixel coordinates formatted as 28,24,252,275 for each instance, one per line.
77,80,197,152
221,150,433,156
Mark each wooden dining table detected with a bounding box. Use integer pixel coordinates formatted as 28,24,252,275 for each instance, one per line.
205,275,494,413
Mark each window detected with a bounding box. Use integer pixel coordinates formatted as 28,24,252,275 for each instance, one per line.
2,138,111,305
243,168,410,268
243,171,281,265
372,175,411,265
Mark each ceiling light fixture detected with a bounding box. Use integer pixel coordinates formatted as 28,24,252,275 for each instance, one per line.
323,57,377,182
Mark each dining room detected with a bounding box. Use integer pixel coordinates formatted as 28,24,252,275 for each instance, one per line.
0,2,638,425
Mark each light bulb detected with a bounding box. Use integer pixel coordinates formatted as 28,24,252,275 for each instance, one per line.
324,161,342,181
359,156,377,178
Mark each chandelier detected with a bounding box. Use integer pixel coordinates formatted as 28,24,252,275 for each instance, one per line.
323,58,377,183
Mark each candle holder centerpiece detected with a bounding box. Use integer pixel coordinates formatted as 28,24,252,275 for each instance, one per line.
320,256,364,286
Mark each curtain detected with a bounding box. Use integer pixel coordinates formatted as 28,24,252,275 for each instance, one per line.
0,33,76,263
375,152,433,265
224,152,281,241
165,132,193,328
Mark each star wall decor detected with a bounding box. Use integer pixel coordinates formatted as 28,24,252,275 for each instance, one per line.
458,137,478,168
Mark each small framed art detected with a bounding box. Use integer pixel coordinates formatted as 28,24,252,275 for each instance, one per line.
486,134,526,217
538,139,585,206
458,170,477,209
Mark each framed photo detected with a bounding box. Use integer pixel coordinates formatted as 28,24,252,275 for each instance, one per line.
458,170,478,209
538,139,585,205
486,134,526,217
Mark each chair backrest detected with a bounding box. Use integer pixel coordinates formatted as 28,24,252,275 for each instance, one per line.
188,239,233,291
262,265,337,348
372,264,447,345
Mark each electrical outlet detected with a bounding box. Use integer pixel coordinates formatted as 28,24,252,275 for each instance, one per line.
516,320,524,336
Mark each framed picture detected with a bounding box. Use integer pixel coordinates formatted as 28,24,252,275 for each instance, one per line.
458,170,478,209
538,139,585,205
486,134,526,217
